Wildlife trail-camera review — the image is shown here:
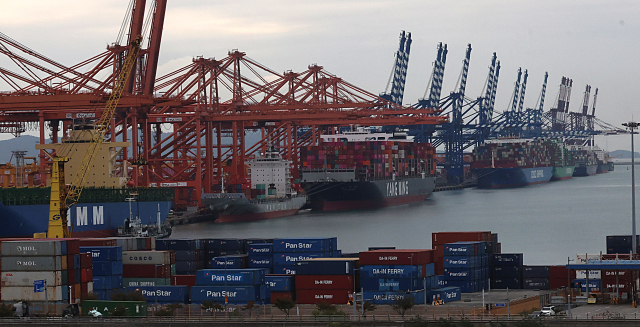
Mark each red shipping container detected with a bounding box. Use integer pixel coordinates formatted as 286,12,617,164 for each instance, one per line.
171,275,197,287
295,275,354,290
170,251,177,264
68,269,76,285
549,266,576,280
359,249,432,265
81,282,88,296
67,254,75,271
432,232,492,247
65,239,80,255
295,289,350,304
270,291,294,304
549,278,569,289
77,239,117,247
81,268,92,283
123,264,171,278
602,281,630,293
602,270,631,278
80,253,93,269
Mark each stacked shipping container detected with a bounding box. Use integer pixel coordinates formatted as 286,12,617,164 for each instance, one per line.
470,140,552,169
301,141,436,180
442,241,489,293
294,258,356,305
265,275,295,304
191,268,267,304
80,246,123,300
359,249,433,304
522,266,550,290
492,253,524,289
272,238,338,275
122,250,173,287
247,243,274,273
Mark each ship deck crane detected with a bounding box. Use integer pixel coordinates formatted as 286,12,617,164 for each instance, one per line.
40,36,142,238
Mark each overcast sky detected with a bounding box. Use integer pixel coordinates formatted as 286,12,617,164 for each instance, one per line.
0,0,638,151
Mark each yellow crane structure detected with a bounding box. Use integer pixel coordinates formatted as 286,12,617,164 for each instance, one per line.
41,36,142,238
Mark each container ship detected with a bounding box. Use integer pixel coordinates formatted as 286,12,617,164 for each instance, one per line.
0,128,173,238
570,146,598,176
548,139,575,181
299,128,436,211
594,148,615,173
470,139,553,188
201,145,307,223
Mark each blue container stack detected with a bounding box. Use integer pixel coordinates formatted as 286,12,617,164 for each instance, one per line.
272,238,338,275
126,285,190,304
491,253,524,289
191,268,268,304
247,243,273,273
203,239,244,266
523,266,550,290
265,275,295,303
80,246,123,300
360,265,430,304
156,239,204,275
442,241,489,293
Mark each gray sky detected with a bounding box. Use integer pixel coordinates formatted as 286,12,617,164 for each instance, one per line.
0,0,638,151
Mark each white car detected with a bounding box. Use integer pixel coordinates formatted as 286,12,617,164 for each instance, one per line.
541,306,555,316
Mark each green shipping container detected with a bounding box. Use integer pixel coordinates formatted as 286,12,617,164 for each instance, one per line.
123,278,171,287
82,300,147,317
170,264,176,276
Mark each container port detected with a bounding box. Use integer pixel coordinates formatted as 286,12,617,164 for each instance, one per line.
0,0,637,324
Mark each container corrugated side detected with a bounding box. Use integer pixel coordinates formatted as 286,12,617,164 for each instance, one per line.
1,286,66,301
125,285,189,303
122,251,171,265
1,240,66,257
1,271,63,287
1,256,64,271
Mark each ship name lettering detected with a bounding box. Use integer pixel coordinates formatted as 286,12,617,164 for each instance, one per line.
530,169,544,179
387,181,410,197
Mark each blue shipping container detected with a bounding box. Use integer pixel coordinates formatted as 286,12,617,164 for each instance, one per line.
360,278,420,292
273,252,328,266
126,285,189,303
363,290,426,305
195,269,265,286
156,239,202,251
493,265,522,278
443,256,476,269
265,275,295,292
492,253,524,266
272,265,297,275
443,268,475,281
247,243,273,256
573,279,601,292
175,261,203,273
443,242,477,256
430,287,461,303
248,256,273,268
93,276,112,290
359,265,421,279
174,250,202,261
211,255,248,269
523,266,550,278
273,238,332,253
92,261,123,276
191,285,262,303
444,280,475,293
93,290,109,301
523,278,549,290
79,247,122,262
203,239,244,251
492,278,521,289
111,274,123,289
295,259,355,275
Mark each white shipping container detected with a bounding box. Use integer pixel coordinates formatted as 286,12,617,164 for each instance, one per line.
576,254,602,279
122,251,171,265
1,271,64,287
1,286,65,301
87,281,93,293
1,256,64,271
1,241,64,256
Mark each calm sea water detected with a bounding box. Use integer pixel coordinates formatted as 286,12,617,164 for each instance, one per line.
172,167,638,266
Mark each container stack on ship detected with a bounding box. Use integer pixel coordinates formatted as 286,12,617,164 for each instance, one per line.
470,139,553,188
547,139,575,181
300,129,436,211
569,146,598,176
201,146,306,223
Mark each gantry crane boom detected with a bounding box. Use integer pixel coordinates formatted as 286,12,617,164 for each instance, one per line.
45,36,142,238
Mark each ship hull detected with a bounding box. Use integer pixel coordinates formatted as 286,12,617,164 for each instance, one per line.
301,177,435,212
0,201,173,238
573,164,598,177
472,167,553,188
596,162,610,174
551,166,575,181
202,194,307,223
